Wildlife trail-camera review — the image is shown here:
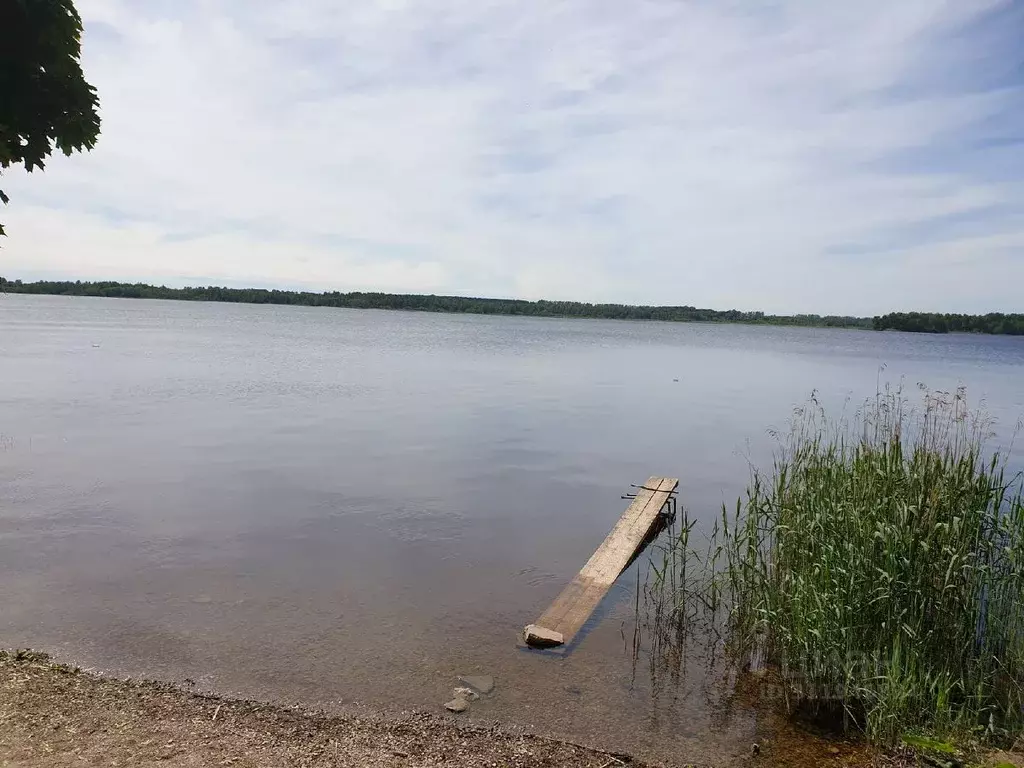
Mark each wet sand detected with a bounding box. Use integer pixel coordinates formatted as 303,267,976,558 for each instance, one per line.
1,649,926,768
0,650,648,768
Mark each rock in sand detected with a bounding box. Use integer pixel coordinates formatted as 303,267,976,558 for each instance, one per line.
444,696,470,713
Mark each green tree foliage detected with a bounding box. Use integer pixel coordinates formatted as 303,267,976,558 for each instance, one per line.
873,312,1024,335
0,0,101,236
0,279,875,329
6,280,1021,335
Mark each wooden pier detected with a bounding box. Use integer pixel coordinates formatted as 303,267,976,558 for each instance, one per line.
524,476,679,649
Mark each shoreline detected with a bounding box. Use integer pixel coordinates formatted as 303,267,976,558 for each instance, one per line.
0,649,929,768
0,279,875,331
5,287,1023,336
0,649,649,767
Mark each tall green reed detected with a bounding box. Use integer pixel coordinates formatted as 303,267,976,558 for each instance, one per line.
660,385,1024,745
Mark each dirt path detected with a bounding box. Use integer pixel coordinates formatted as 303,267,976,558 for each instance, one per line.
0,650,651,768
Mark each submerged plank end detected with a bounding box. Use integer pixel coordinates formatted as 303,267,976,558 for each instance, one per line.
523,624,564,648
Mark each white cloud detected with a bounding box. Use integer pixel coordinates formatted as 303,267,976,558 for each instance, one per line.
2,0,1022,314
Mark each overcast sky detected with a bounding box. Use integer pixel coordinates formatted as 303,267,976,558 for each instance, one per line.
3,0,1023,314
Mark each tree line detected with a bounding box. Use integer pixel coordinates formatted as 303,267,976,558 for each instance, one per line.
872,312,1024,335
3,279,1021,335
1,278,873,328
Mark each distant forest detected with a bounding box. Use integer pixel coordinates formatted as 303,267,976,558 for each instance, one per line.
872,312,1024,335
1,279,1021,335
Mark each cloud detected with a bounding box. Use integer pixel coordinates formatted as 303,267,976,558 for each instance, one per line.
2,0,1023,314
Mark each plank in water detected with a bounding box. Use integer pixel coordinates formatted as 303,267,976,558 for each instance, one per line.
524,476,679,648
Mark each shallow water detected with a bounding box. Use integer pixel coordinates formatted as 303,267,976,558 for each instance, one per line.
2,294,1023,764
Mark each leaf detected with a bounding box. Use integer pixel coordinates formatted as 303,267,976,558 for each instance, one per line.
901,734,957,754
1,1,100,174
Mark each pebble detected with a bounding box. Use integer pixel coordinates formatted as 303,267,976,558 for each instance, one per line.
444,697,470,713
453,687,479,701
458,675,495,695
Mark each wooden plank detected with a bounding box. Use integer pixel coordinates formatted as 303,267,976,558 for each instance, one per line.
524,476,678,648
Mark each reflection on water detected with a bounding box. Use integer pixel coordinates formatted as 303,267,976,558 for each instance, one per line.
629,508,735,736
629,523,883,767
2,295,1024,764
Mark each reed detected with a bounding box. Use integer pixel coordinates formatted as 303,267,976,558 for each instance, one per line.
662,385,1024,745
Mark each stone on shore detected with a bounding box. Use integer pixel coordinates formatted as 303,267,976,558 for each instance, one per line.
443,696,470,713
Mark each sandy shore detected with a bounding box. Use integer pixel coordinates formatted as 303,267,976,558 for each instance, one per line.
7,649,992,768
1,650,659,767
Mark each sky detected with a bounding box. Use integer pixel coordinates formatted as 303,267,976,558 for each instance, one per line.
2,0,1023,315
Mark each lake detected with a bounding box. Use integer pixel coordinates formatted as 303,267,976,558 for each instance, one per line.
2,294,1023,764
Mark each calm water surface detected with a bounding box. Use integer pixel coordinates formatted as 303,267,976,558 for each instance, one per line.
2,295,1023,764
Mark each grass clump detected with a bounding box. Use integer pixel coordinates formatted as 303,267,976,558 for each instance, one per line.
679,386,1024,746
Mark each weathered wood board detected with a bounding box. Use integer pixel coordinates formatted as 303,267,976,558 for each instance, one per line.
524,476,679,649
